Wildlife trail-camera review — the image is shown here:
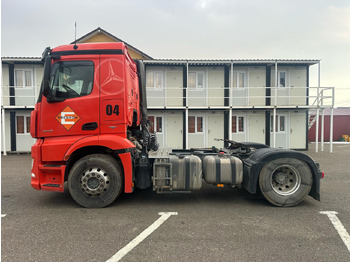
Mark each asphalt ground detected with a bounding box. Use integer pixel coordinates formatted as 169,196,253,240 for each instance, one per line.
1,144,350,262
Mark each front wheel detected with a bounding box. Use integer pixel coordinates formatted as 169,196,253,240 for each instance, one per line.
259,158,312,207
68,154,123,208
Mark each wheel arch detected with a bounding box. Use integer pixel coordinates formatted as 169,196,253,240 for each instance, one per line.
243,148,321,201
64,146,123,181
63,135,136,191
63,134,135,159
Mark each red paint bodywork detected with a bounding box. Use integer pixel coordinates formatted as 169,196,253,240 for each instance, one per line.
31,43,139,193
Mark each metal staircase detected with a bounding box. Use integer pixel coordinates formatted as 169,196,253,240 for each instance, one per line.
308,109,317,130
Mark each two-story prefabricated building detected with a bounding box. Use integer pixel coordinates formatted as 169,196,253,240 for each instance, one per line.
1,28,320,152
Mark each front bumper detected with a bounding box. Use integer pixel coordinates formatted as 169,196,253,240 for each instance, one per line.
31,139,65,192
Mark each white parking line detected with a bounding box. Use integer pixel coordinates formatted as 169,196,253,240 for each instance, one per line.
106,212,178,262
320,211,350,253
1,214,6,218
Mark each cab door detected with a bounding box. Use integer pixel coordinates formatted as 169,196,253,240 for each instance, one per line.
39,56,100,138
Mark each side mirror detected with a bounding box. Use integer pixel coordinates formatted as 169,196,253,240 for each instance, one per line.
46,96,66,103
42,56,51,97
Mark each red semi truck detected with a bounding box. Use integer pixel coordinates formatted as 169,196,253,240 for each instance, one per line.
30,42,323,208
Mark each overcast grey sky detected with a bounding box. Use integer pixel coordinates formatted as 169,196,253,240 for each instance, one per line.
1,0,349,106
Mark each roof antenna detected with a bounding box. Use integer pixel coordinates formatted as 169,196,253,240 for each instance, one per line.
73,22,78,49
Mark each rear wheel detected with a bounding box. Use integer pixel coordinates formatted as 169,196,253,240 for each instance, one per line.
259,158,312,207
68,154,123,208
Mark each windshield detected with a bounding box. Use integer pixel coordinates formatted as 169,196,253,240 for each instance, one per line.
49,61,94,99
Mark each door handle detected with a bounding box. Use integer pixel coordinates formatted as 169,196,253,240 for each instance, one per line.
82,122,98,131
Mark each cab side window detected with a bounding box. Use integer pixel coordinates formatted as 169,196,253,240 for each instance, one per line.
50,61,94,99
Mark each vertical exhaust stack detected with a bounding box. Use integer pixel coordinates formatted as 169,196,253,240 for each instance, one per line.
135,60,158,189
136,60,159,153
136,60,148,126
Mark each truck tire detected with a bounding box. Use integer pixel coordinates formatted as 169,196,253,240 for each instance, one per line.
259,158,312,207
68,154,123,208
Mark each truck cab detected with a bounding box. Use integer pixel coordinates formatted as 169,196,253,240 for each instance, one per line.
31,43,143,201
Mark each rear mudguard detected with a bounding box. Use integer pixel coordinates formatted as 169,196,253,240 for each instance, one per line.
242,148,322,201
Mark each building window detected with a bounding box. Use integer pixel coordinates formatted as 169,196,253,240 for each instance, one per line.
232,116,245,133
16,116,30,134
188,116,203,133
188,71,205,88
270,115,285,132
14,69,33,88
278,71,286,87
197,116,203,132
188,116,195,133
148,116,163,133
236,72,246,88
146,71,164,89
279,116,285,131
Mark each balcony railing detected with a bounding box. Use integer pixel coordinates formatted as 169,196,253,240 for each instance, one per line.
146,86,335,109
1,86,39,107
1,85,334,109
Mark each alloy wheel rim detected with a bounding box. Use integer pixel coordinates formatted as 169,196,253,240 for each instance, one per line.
81,167,110,196
270,165,301,196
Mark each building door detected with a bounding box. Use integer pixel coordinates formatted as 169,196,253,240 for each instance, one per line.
207,112,224,148
270,114,289,148
290,112,306,149
166,113,183,149
15,111,35,151
248,112,265,144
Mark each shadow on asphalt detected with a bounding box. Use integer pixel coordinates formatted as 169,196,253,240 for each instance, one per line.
37,181,317,210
